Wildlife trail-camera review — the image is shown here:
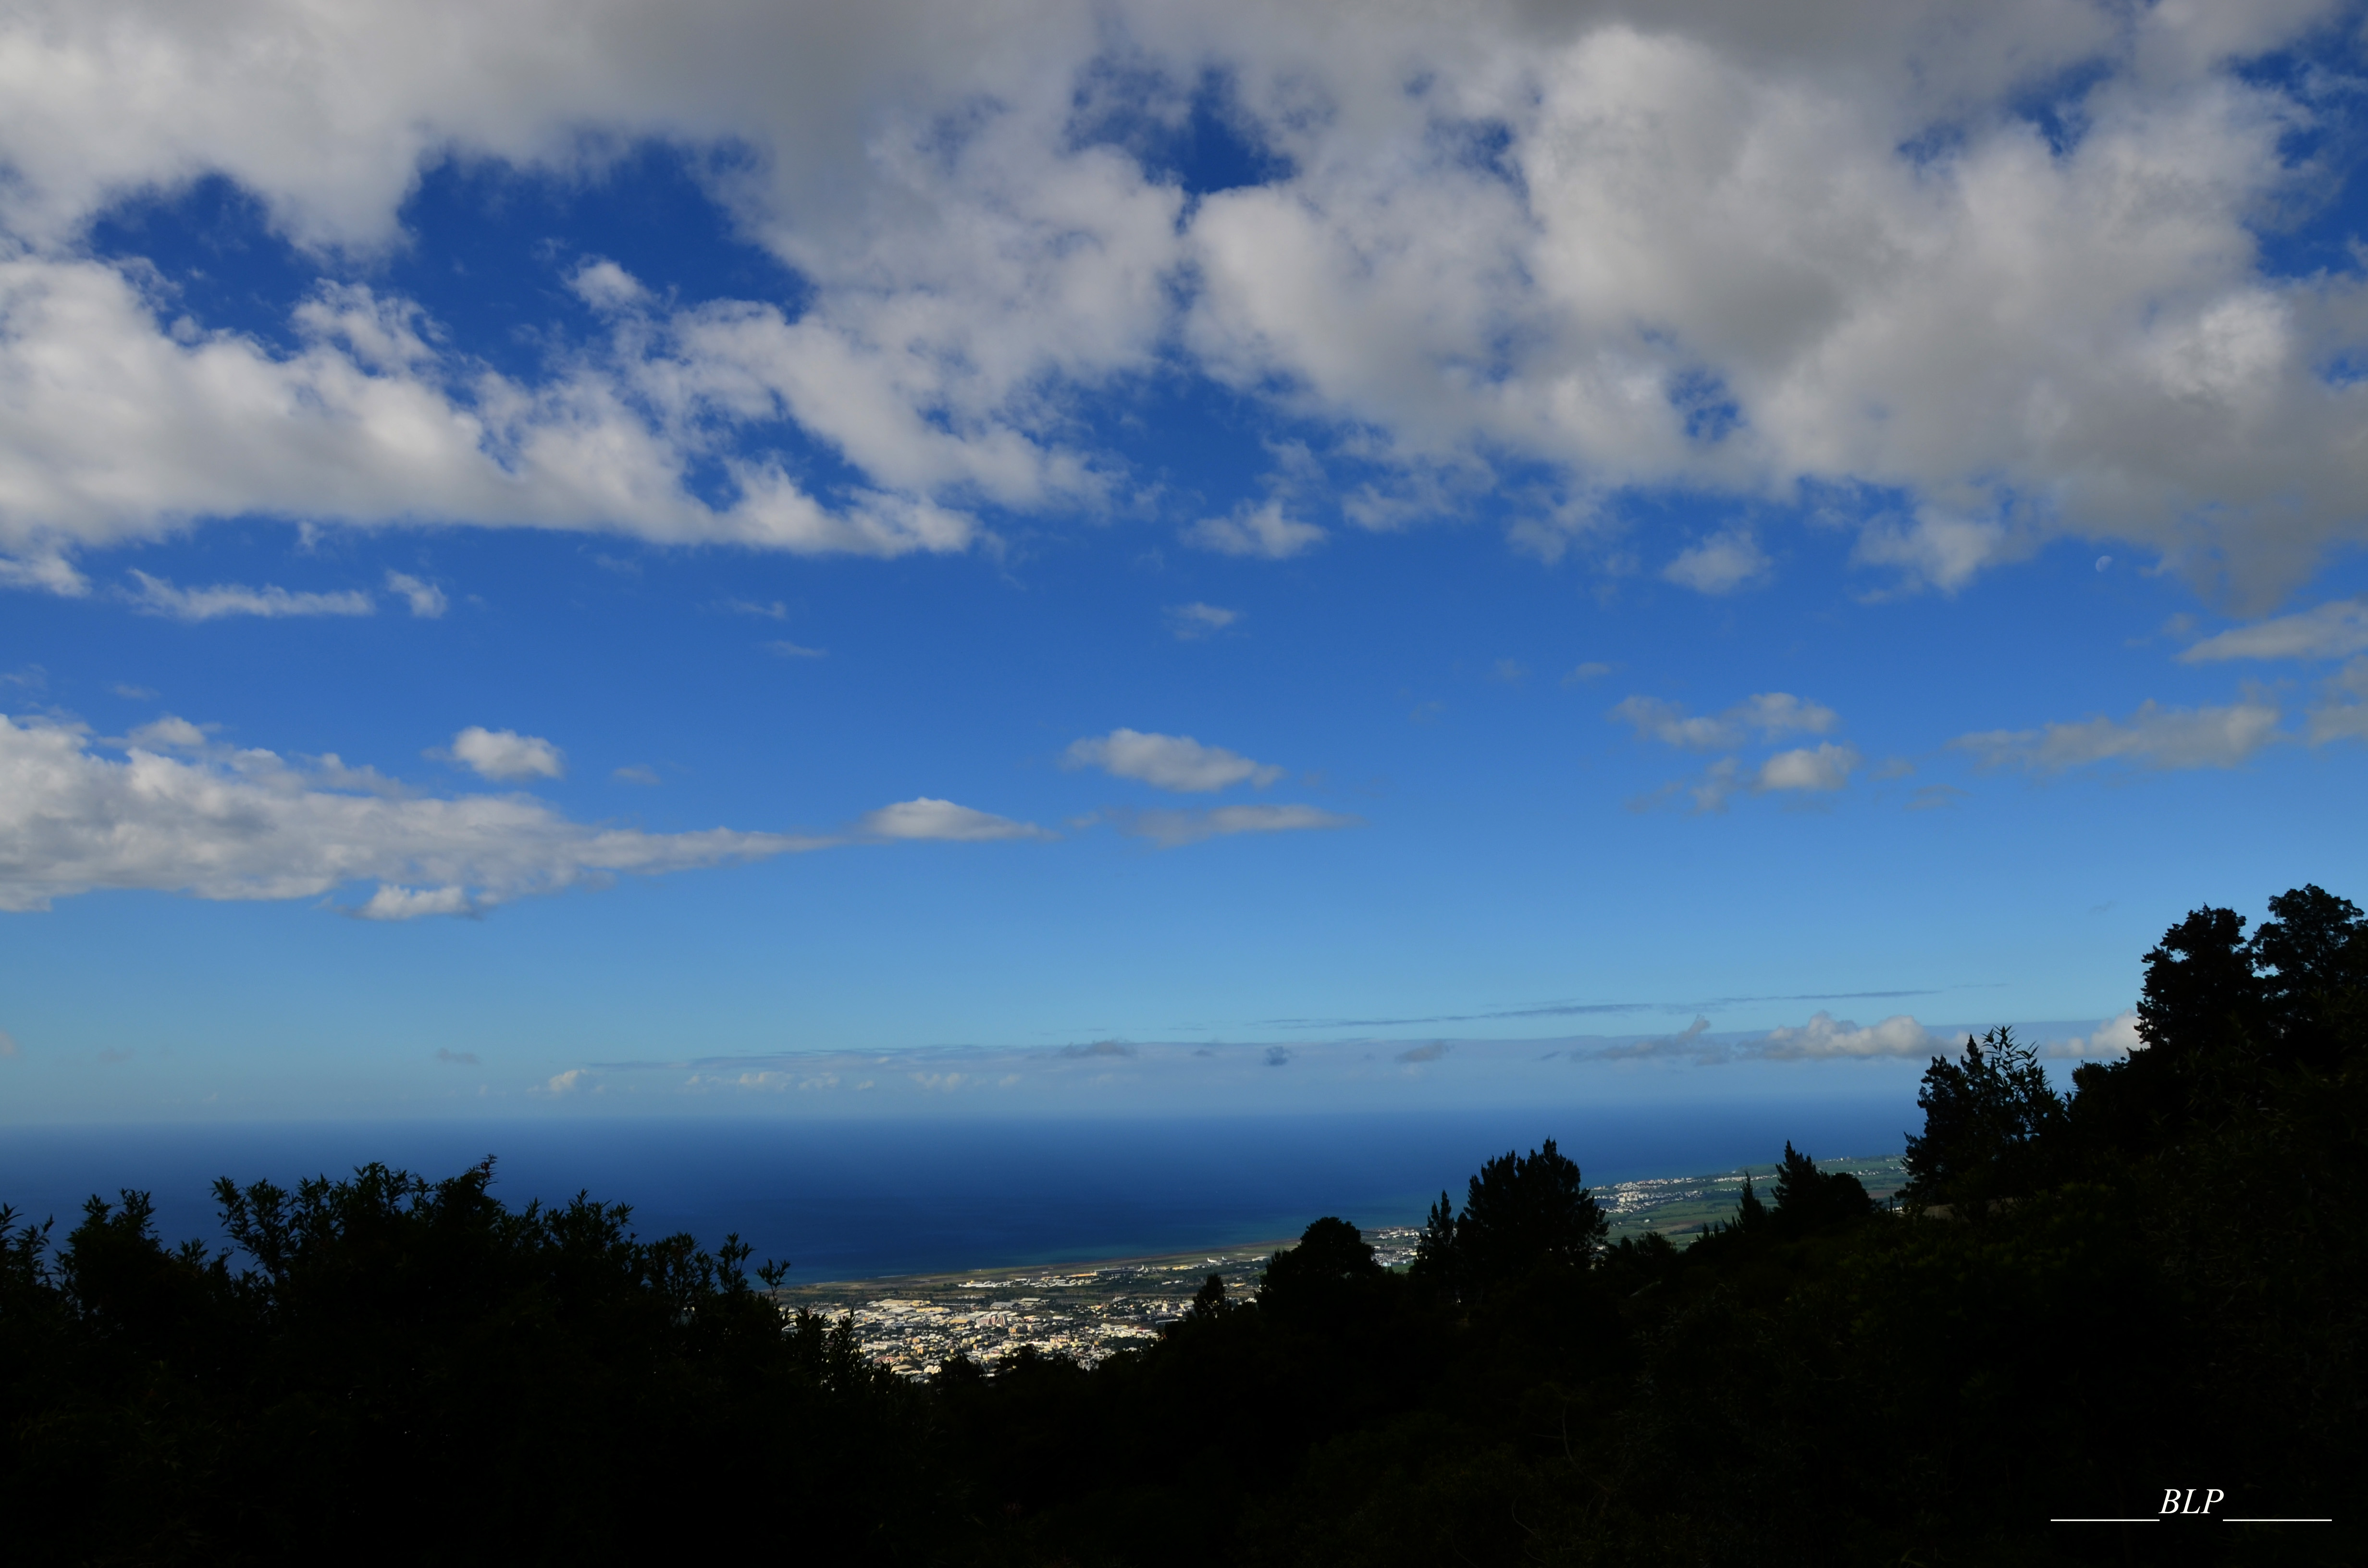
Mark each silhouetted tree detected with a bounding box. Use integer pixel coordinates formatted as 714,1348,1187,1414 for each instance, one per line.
1768,1142,1872,1237
2251,883,2367,1069
1412,1139,1604,1299
1256,1218,1389,1338
1903,1026,2063,1205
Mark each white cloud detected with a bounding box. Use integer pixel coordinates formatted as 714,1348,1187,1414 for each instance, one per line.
128,571,375,621
1663,530,1770,594
1113,803,1361,847
1955,699,2284,771
855,797,1054,842
1185,500,1325,560
0,551,88,596
0,261,988,574
128,715,210,750
1613,691,1840,750
1063,728,1283,792
0,711,829,915
543,1068,590,1095
1850,514,2023,596
445,726,565,782
1756,742,1858,792
1562,661,1613,685
569,257,651,313
766,640,827,659
356,884,476,920
1167,602,1241,639
613,764,661,785
1757,1011,1938,1059
0,1,2362,601
2046,1007,2140,1058
2182,598,2368,663
385,571,447,617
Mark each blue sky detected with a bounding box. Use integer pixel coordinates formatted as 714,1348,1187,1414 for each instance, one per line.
4,0,2368,1123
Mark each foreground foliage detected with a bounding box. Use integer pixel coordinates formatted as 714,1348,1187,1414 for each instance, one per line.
6,886,2364,1564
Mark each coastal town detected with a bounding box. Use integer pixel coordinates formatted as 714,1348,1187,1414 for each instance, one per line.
772,1155,1909,1377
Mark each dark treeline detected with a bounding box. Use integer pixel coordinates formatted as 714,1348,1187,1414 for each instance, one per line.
5,886,2364,1565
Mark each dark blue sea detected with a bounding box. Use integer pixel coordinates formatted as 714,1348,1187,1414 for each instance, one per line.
0,1099,1915,1281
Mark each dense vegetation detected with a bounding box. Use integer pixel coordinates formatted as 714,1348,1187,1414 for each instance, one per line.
5,885,2363,1564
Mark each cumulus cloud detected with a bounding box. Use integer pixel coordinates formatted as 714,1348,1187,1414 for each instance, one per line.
1756,742,1859,793
1395,1041,1448,1063
1757,1012,1938,1059
1954,699,2284,771
2046,1008,2140,1058
385,571,448,617
854,797,1054,842
0,1,2364,603
0,262,989,575
0,711,830,916
569,257,651,313
2182,598,2368,663
1112,803,1362,847
128,572,375,621
1663,530,1770,594
1063,728,1284,792
129,715,211,750
1613,691,1840,750
1185,499,1325,560
1167,602,1241,639
444,726,565,782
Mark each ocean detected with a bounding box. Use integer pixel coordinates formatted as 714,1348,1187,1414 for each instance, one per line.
0,1097,1919,1280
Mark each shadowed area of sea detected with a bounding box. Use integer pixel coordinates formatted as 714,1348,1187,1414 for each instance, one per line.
0,1099,1915,1281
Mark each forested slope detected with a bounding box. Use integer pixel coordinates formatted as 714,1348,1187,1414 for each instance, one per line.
6,886,2363,1565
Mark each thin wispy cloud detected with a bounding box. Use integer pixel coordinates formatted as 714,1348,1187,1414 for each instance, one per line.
1954,700,2284,772
1185,500,1324,560
1166,603,1240,640
1113,804,1361,849
1266,986,1966,1031
1613,693,1840,751
855,798,1055,843
128,572,375,622
2181,598,2368,663
1662,530,1769,595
